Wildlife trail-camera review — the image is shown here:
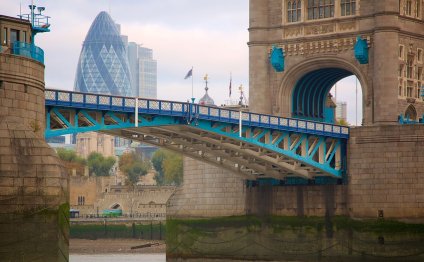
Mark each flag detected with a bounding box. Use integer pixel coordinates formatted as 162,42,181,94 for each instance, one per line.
184,68,193,79
229,75,232,97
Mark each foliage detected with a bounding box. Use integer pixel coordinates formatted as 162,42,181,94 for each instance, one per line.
151,149,167,185
163,153,183,185
56,148,86,165
119,151,151,185
336,119,350,126
87,152,116,176
151,149,183,186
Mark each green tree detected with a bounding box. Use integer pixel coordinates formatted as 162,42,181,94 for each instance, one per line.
87,152,116,176
56,148,86,165
151,149,183,186
163,153,183,185
336,119,350,126
151,149,167,185
119,151,151,185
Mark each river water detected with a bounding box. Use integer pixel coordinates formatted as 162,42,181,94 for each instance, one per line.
70,254,166,262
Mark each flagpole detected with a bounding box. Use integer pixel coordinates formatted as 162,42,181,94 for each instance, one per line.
191,66,194,103
229,72,232,99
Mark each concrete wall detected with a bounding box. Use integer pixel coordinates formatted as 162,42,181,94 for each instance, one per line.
0,53,69,261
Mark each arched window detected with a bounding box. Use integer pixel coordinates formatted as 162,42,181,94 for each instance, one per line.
288,0,302,22
405,104,417,121
341,0,356,16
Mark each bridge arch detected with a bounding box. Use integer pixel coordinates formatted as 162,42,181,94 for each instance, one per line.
277,57,368,124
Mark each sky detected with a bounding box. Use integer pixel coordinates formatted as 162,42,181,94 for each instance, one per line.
2,0,362,125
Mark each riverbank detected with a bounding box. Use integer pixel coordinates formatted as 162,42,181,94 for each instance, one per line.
70,239,166,254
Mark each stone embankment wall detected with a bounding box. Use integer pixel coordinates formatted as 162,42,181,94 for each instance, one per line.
70,175,174,218
0,54,69,261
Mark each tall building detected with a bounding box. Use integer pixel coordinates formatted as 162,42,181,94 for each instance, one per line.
336,102,347,123
127,42,157,98
74,11,134,157
74,11,132,96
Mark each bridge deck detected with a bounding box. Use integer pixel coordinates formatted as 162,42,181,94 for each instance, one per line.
45,89,349,182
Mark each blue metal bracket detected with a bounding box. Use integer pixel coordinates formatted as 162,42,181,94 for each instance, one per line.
354,36,369,64
270,45,285,72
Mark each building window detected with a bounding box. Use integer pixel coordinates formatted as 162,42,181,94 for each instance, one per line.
3,27,7,45
78,196,85,205
406,0,413,16
10,29,19,46
399,86,403,96
407,55,414,79
416,0,421,18
341,0,356,16
308,0,334,20
399,64,404,77
418,49,423,63
288,0,302,22
407,82,413,97
22,31,27,43
399,45,405,59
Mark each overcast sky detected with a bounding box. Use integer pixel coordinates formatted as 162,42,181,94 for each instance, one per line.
2,0,362,125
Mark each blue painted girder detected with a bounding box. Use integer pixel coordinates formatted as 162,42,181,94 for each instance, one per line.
44,89,349,179
188,120,345,178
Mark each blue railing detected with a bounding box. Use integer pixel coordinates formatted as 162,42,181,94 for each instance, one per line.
12,41,44,64
45,89,350,139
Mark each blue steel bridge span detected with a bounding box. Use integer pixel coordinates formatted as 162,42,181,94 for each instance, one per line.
45,89,349,184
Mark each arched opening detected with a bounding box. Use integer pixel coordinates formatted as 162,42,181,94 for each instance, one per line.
330,76,363,126
404,104,417,121
290,67,363,125
292,68,352,123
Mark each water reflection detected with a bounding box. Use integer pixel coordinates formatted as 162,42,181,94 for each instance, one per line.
166,216,424,262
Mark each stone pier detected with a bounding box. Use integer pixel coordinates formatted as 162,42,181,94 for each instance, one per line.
0,53,69,261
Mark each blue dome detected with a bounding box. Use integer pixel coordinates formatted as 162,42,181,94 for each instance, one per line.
74,11,132,96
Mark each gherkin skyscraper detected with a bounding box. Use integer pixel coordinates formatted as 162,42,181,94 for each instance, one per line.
74,11,132,96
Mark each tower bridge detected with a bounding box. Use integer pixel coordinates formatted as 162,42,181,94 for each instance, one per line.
2,1,424,260
44,89,348,181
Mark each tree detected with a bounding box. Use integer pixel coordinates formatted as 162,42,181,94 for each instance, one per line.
56,148,86,165
163,153,183,185
336,119,350,126
151,149,183,186
56,148,86,175
151,149,167,185
87,152,116,176
119,151,151,185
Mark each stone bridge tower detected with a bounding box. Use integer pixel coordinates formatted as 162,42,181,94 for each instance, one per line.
0,15,69,261
249,0,424,124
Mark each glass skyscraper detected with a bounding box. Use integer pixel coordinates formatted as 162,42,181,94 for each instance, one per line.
74,11,132,96
127,42,157,98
